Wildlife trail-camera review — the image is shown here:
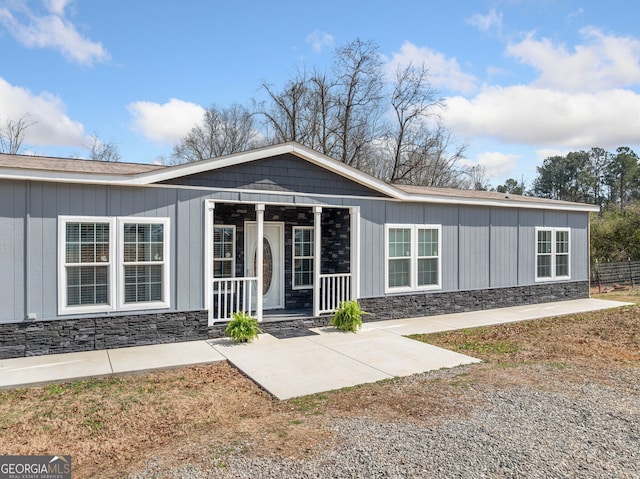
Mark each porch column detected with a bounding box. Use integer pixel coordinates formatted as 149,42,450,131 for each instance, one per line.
313,206,322,317
349,206,360,301
255,204,265,322
205,200,215,325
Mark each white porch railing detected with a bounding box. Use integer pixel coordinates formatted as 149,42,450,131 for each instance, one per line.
212,277,257,322
318,273,353,314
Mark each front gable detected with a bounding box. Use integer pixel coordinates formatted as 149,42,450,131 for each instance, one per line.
159,153,390,197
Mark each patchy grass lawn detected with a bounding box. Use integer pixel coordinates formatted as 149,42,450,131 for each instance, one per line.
1,294,638,478
410,303,640,365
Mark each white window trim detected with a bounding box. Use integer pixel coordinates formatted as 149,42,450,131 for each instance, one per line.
292,226,314,290
385,224,442,293
58,216,171,315
117,217,171,311
212,224,236,279
535,227,571,282
58,216,117,315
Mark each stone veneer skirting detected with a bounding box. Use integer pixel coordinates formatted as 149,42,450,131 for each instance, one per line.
358,281,590,321
0,311,209,360
0,281,588,359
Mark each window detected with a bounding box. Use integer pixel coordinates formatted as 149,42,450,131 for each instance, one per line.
386,224,441,292
417,228,439,287
388,228,411,288
63,220,114,311
536,228,570,281
58,216,170,315
213,226,235,278
293,227,314,288
120,219,169,308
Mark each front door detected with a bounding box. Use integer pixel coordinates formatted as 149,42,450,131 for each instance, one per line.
245,222,284,310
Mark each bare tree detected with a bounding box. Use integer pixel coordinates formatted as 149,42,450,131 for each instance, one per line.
306,71,338,156
85,133,121,162
332,39,385,168
258,76,311,145
463,164,491,191
388,63,444,183
406,125,468,188
173,103,259,163
254,38,467,188
0,114,34,154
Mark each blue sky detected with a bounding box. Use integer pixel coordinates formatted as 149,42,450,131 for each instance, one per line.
1,0,640,187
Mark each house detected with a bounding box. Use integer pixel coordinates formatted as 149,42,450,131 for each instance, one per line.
0,142,598,358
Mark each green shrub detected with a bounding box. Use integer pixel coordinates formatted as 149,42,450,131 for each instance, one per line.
225,311,263,342
330,300,367,332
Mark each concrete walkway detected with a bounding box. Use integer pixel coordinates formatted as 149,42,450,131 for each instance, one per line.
0,298,630,398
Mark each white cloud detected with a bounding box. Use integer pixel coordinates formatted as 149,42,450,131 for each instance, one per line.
305,30,334,53
475,151,519,179
443,85,640,149
0,77,85,147
386,42,478,94
128,99,206,145
535,148,571,162
467,9,503,34
0,0,108,65
43,0,72,16
506,27,640,92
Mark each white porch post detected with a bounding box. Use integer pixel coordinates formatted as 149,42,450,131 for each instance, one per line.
255,204,265,322
349,206,360,301
313,206,322,317
205,200,215,325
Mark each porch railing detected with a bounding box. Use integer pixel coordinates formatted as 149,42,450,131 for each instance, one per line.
212,277,257,322
318,273,353,314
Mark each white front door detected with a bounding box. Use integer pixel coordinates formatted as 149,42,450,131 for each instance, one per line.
245,222,284,310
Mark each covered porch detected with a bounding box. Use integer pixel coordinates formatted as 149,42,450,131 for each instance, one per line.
204,200,360,325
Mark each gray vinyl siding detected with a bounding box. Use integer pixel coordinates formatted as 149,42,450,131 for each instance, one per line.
458,206,490,290
0,177,592,323
0,181,26,322
569,212,589,280
357,202,591,299
490,208,519,288
0,181,187,322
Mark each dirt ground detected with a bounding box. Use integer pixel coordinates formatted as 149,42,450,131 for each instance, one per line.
1,291,638,478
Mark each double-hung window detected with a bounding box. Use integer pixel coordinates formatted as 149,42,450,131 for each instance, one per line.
119,218,170,310
213,226,235,278
293,227,314,288
536,227,570,281
386,224,441,292
61,219,115,313
58,216,170,315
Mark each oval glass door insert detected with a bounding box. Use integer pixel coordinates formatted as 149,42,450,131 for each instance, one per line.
254,238,273,295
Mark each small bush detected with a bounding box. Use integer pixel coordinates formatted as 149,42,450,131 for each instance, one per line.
225,311,263,342
330,300,367,332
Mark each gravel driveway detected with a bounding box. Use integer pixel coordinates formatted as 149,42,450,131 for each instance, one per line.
133,366,640,479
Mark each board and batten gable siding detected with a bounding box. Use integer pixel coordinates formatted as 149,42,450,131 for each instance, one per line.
159,153,389,198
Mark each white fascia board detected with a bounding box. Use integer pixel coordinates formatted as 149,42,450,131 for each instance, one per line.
403,192,600,212
130,144,298,185
0,168,136,185
132,142,405,199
